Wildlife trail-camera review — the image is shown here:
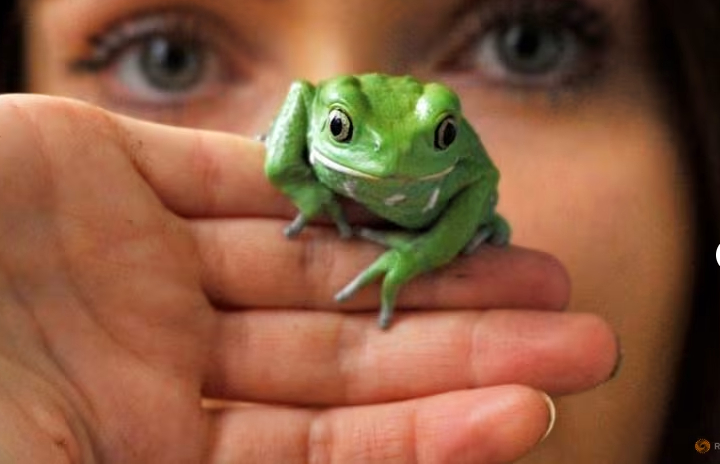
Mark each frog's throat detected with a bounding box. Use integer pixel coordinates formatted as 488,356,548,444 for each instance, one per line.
309,149,456,181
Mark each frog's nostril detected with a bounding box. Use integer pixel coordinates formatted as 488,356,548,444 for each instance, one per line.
373,138,382,152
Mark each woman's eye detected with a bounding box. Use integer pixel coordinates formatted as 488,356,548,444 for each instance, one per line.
442,0,609,90
71,12,239,106
105,35,223,104
125,36,207,93
476,20,585,87
490,22,574,76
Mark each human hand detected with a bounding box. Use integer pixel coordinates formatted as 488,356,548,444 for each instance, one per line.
0,95,617,463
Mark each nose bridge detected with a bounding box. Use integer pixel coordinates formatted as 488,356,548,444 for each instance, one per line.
288,47,373,83
283,5,413,81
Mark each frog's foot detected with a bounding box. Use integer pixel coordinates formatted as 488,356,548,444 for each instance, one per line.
284,213,308,238
356,228,417,249
284,190,352,239
461,226,493,255
285,210,351,239
462,214,511,255
488,214,511,246
335,249,419,329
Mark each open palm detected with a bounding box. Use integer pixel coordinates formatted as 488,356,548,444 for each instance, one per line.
0,95,618,463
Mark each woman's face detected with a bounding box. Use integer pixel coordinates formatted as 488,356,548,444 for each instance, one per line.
26,0,694,462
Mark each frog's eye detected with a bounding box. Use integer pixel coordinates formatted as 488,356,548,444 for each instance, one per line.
328,109,353,143
434,116,457,150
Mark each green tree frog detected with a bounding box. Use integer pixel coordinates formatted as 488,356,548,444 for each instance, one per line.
265,74,510,329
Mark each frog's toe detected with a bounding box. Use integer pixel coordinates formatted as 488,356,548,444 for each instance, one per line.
357,228,417,249
378,302,394,330
335,256,389,302
489,215,511,246
337,221,353,239
323,200,352,239
375,259,419,329
335,277,368,302
335,256,387,301
463,215,511,254
357,228,390,246
462,226,493,255
284,213,308,238
377,286,400,330
490,232,510,246
334,283,357,302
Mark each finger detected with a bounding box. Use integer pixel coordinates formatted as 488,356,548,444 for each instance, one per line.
0,94,285,218
206,386,554,464
192,218,569,310
203,309,617,405
114,105,285,218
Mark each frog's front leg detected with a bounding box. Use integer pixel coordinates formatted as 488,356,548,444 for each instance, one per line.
265,80,351,238
282,185,352,238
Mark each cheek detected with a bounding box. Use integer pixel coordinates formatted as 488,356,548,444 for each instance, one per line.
473,97,696,456
477,104,694,316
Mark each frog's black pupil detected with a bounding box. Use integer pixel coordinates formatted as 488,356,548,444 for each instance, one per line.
442,122,456,147
498,21,564,74
141,37,205,91
435,117,456,150
329,110,353,142
330,116,344,137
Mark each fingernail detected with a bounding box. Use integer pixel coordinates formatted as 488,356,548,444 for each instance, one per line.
607,332,624,382
539,392,556,443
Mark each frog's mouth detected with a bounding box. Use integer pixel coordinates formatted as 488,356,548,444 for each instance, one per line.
309,149,455,181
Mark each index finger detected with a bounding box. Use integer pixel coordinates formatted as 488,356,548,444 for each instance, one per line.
0,94,281,218
115,110,287,218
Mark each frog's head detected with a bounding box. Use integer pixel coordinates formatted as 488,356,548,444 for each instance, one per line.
309,74,471,181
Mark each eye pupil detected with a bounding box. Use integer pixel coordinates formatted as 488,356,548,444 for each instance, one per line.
140,37,205,91
497,22,565,74
328,109,353,142
435,116,457,150
329,117,343,136
443,122,457,146
512,25,543,57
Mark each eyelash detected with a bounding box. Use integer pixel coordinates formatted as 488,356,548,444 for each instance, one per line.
438,0,611,90
69,0,610,108
69,9,240,107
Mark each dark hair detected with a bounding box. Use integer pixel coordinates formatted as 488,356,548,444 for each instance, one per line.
0,1,22,93
647,1,720,462
1,0,719,461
